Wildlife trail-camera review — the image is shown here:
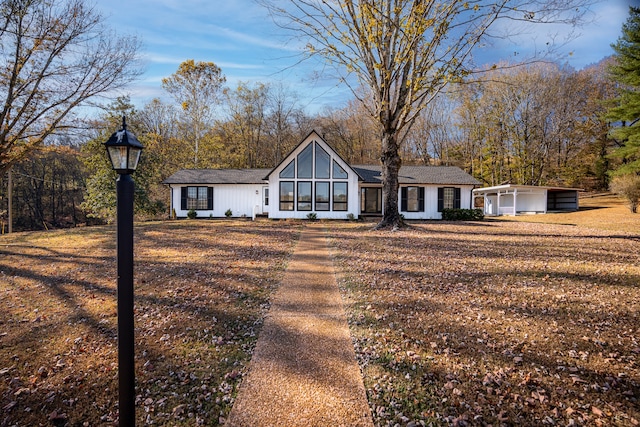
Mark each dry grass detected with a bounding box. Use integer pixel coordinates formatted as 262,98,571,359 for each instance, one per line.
2,195,639,427
329,200,639,426
494,194,638,233
0,220,300,426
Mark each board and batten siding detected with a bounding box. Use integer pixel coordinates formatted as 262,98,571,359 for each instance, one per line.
170,184,265,218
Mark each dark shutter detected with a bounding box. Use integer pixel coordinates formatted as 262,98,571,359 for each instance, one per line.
437,187,444,212
181,187,188,210
207,187,214,210
454,188,461,209
401,187,408,212
418,187,425,211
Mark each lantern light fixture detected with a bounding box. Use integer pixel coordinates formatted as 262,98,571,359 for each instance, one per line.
104,116,144,174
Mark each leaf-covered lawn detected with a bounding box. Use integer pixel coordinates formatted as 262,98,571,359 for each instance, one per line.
329,220,640,426
0,220,300,426
2,202,639,427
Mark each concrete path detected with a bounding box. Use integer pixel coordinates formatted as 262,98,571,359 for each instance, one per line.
226,225,373,427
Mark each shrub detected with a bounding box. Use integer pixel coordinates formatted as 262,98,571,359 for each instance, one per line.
442,208,484,221
306,212,317,220
346,213,356,221
610,174,640,213
225,209,233,218
187,209,197,219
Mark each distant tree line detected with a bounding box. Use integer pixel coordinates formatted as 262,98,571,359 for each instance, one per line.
0,55,626,231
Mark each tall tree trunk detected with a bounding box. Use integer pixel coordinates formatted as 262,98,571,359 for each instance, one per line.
377,131,402,229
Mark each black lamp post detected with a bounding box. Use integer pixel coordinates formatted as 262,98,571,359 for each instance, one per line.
104,116,143,426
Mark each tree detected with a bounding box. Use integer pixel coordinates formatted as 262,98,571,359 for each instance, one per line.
451,62,616,189
223,82,269,168
606,6,640,177
9,146,87,230
162,60,225,168
0,0,142,175
264,82,306,165
610,174,640,213
264,0,592,228
403,94,456,166
81,98,165,221
315,100,379,164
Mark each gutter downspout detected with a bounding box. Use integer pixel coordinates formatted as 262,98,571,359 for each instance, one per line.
168,185,174,219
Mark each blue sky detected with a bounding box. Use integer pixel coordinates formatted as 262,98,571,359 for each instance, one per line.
99,0,635,114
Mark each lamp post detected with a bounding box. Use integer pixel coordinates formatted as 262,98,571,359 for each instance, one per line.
104,116,143,426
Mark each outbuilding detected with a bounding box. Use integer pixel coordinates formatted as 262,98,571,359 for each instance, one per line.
472,184,581,216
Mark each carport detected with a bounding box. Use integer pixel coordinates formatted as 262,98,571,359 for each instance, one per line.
472,184,580,216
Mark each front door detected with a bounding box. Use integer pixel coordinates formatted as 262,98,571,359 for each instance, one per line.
262,186,269,214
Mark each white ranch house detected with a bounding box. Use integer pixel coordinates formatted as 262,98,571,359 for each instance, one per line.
163,131,481,220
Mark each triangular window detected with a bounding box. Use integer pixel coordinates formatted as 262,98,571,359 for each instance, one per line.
333,160,348,179
279,160,295,178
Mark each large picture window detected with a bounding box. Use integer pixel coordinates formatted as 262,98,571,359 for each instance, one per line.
181,186,213,210
276,141,354,214
280,182,294,211
333,182,348,211
401,186,424,212
297,181,312,211
438,187,461,211
315,182,330,211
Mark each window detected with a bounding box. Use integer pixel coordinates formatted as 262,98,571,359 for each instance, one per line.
315,182,330,211
297,143,313,178
361,187,382,213
280,160,295,178
333,182,348,211
315,143,330,179
332,160,348,179
181,186,213,210
401,186,424,212
438,187,461,211
297,181,312,211
280,182,294,211
264,188,269,206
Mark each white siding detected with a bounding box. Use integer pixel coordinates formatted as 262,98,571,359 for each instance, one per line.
400,185,476,220
170,184,265,218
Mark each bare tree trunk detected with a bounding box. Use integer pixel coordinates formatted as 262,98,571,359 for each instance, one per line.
376,131,402,229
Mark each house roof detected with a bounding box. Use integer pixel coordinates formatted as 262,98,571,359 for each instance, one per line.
162,168,271,185
353,165,482,186
163,165,481,186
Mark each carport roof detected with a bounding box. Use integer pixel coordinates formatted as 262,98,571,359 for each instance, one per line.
472,184,583,194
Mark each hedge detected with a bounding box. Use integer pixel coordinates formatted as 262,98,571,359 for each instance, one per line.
441,208,484,221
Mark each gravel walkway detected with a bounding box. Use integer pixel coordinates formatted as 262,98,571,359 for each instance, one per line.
226,224,373,427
